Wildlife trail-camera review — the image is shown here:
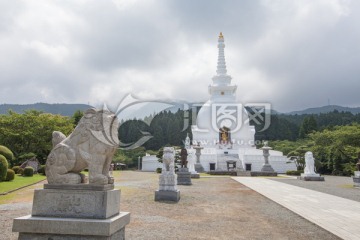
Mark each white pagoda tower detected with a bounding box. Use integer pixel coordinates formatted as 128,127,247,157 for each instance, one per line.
190,33,296,173
192,32,255,151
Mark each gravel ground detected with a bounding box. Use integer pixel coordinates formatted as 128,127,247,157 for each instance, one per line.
271,175,360,202
1,171,341,240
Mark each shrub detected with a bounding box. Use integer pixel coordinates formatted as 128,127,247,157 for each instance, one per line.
18,168,24,176
5,169,15,181
23,166,34,177
0,145,14,163
342,163,356,177
0,154,9,181
286,170,304,176
12,166,21,174
38,165,46,175
156,167,162,174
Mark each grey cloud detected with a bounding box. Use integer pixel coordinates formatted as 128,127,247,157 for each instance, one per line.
0,0,360,112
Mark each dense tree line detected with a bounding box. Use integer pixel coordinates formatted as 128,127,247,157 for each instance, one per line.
119,109,360,150
270,124,360,176
255,110,360,141
118,109,192,151
0,110,78,165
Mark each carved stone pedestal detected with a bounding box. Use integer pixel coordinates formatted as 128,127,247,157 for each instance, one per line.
177,168,192,185
158,172,177,192
13,184,130,239
155,163,180,202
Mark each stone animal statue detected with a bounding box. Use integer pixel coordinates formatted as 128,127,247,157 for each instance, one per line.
180,148,188,168
46,108,119,185
162,147,175,172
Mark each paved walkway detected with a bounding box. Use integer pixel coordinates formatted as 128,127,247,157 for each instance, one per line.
233,177,360,240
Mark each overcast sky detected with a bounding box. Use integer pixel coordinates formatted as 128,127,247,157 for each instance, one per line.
0,0,359,112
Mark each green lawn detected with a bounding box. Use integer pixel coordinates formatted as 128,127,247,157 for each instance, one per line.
0,174,46,194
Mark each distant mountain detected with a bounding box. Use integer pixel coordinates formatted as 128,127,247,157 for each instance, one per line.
286,105,360,115
0,103,93,116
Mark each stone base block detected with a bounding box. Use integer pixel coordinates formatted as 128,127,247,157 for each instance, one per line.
353,177,360,187
250,171,278,177
354,171,360,178
13,212,130,239
194,163,204,173
260,164,275,172
18,228,124,240
177,169,192,185
298,175,325,181
155,190,180,202
32,188,120,219
191,173,200,179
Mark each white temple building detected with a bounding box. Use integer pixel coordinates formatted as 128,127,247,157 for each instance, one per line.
141,153,162,172
189,33,296,173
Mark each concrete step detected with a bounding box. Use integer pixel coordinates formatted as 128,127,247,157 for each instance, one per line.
236,171,251,176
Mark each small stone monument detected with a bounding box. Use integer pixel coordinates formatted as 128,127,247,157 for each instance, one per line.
193,143,204,173
299,151,324,181
177,148,192,185
185,134,200,178
12,108,130,239
155,147,180,202
260,142,277,175
188,149,200,178
353,152,360,187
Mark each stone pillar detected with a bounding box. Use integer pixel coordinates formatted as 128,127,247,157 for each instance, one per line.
193,145,204,173
260,142,275,173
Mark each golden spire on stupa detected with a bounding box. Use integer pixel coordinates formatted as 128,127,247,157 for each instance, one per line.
219,32,224,39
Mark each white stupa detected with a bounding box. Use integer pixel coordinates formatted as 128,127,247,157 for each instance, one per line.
190,33,296,173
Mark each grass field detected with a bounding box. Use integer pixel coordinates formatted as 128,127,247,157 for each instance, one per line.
0,174,46,194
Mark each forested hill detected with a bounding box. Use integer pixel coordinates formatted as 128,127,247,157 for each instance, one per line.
0,103,92,116
286,105,360,115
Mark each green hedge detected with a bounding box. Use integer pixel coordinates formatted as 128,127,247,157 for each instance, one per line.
0,154,8,181
12,166,21,174
23,166,34,177
5,169,15,181
286,170,304,176
38,165,46,175
0,145,14,163
18,168,24,175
